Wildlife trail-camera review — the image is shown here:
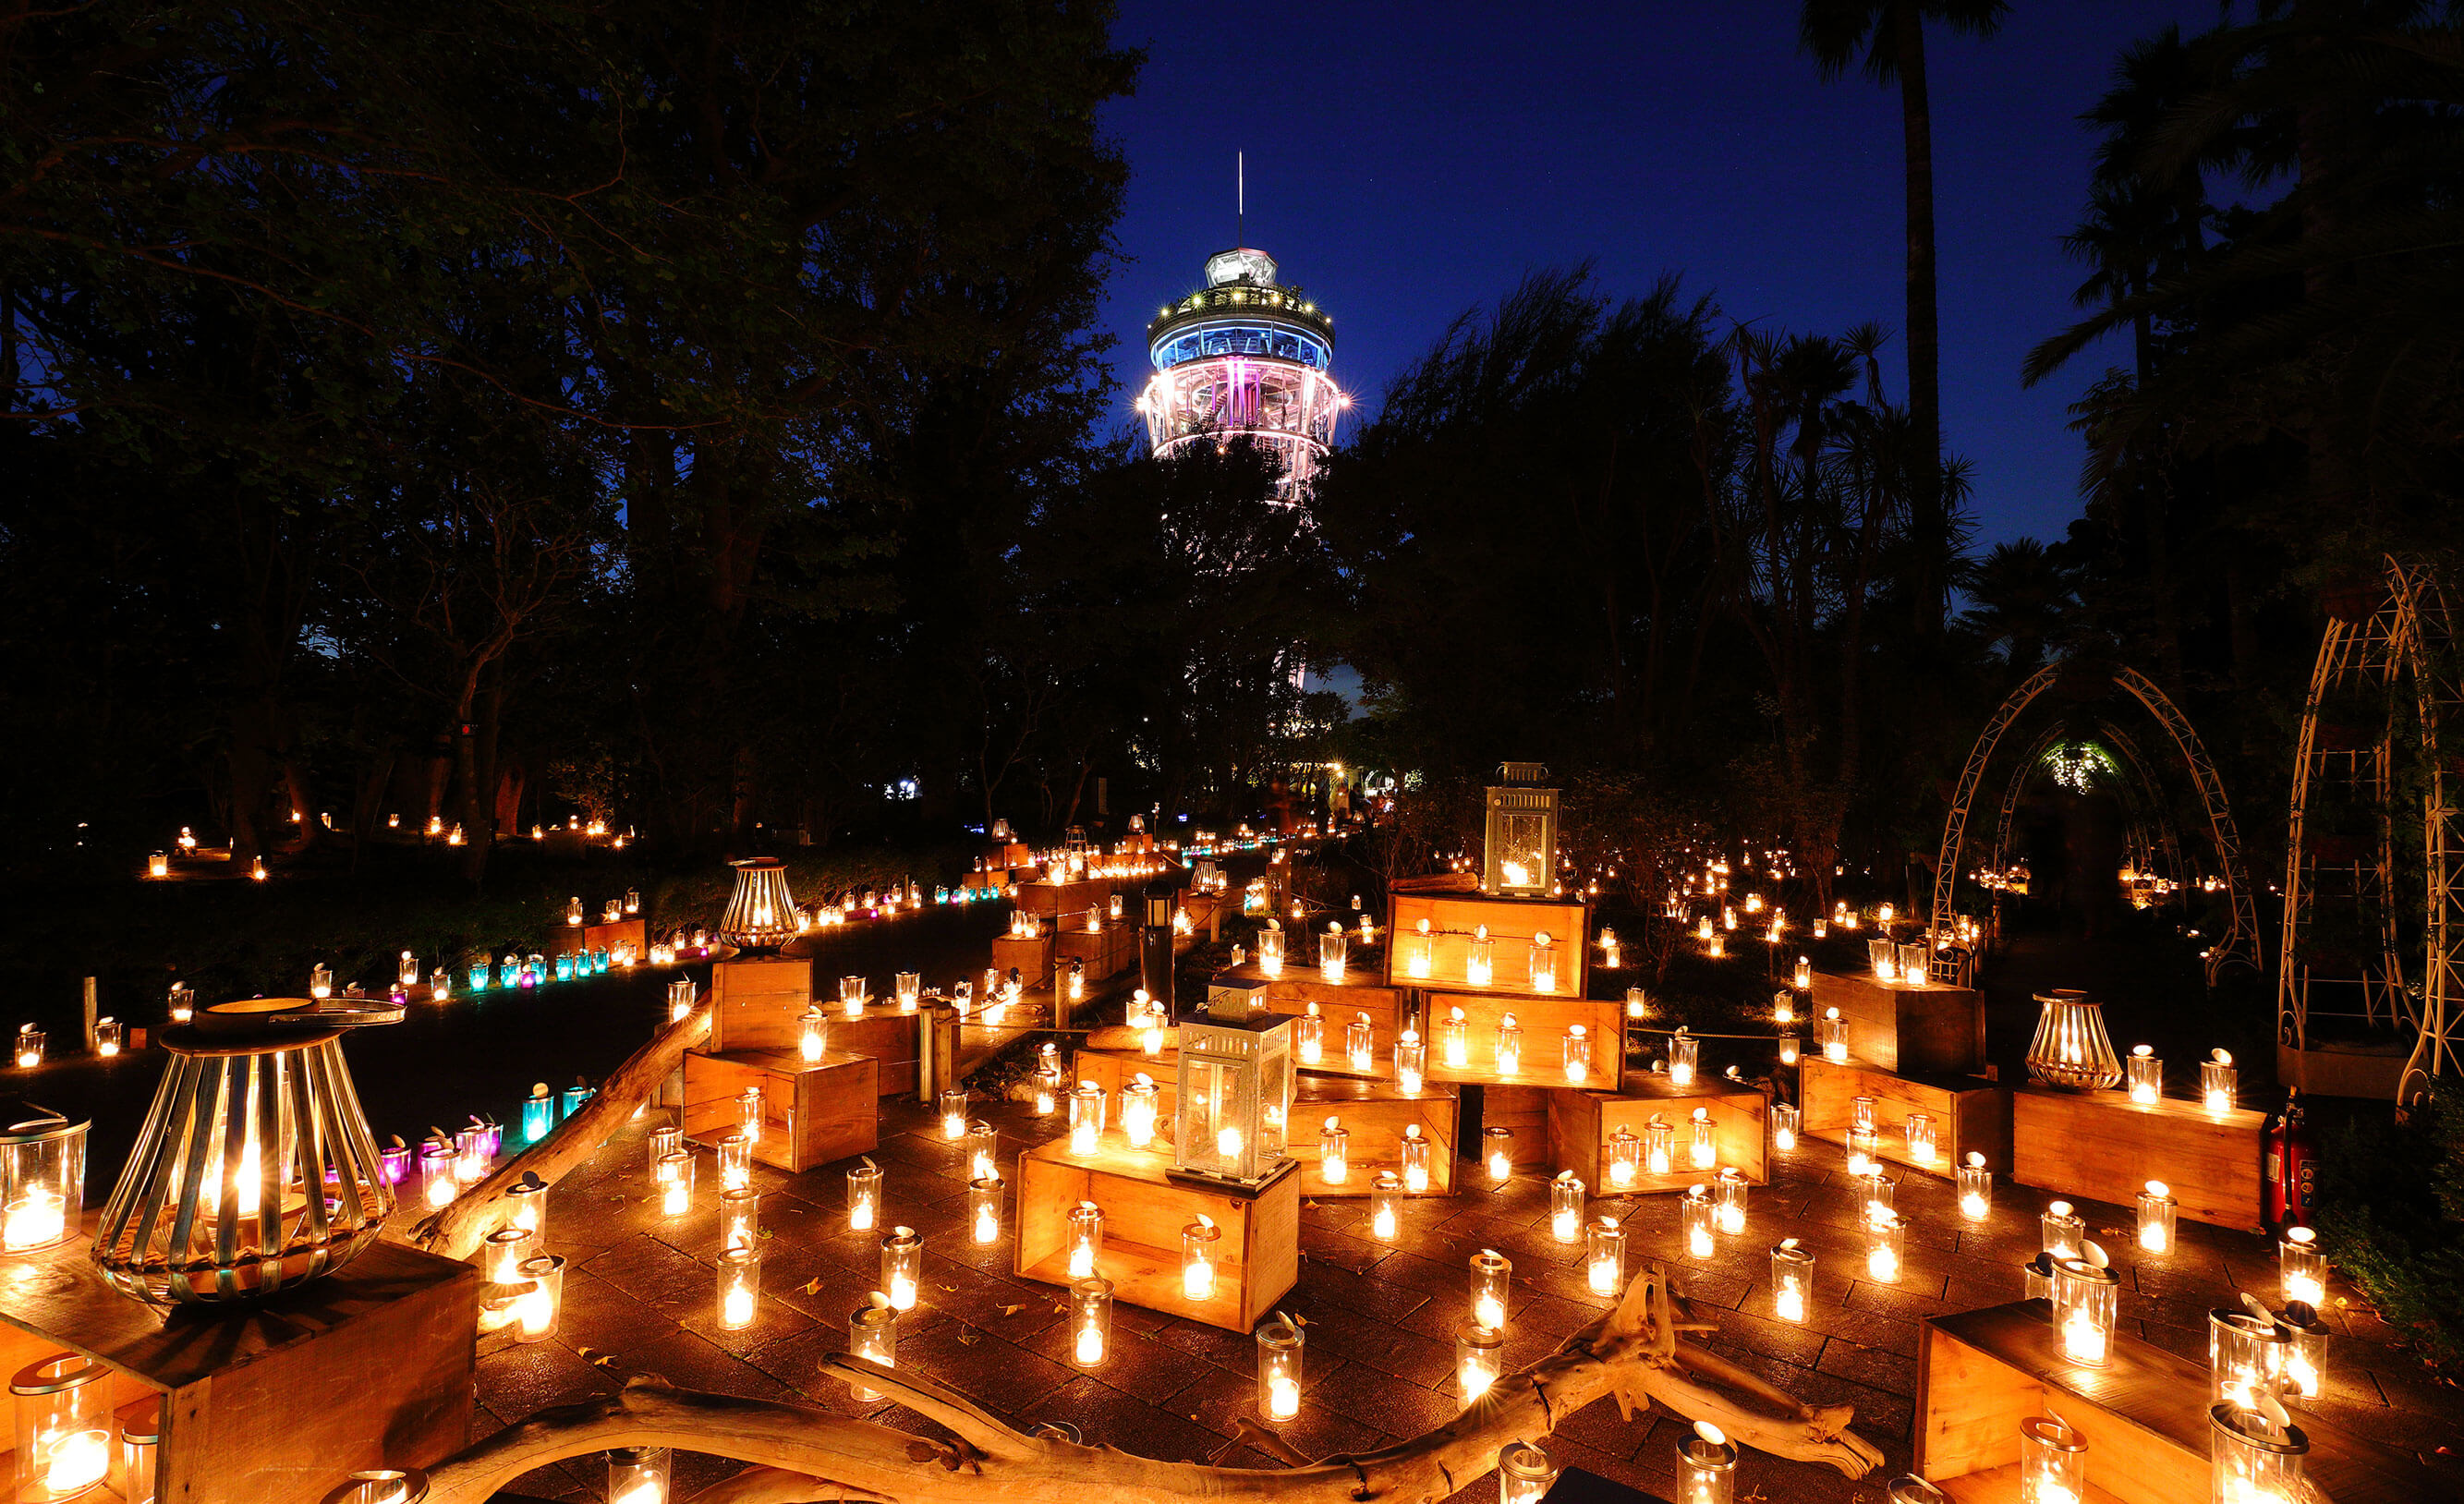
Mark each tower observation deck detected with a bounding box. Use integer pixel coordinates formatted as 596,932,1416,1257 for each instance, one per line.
1137,248,1345,495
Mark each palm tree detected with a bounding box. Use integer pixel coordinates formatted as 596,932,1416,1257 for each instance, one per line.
1799,0,2009,641
1959,538,2078,673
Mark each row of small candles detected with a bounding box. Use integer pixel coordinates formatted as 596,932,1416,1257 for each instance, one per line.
1282,1002,1637,1086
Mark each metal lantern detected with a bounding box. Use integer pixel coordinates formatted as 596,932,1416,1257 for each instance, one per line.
91,999,395,1306
718,857,797,951
2024,989,2124,1091
1481,763,1558,897
1172,979,1294,1186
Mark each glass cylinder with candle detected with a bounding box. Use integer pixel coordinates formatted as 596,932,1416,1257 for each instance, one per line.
1858,1168,1896,1225
1772,1243,1813,1322
967,1177,1003,1246
1457,1323,1504,1404
1066,1201,1104,1279
2052,1257,2118,1366
652,1149,694,1218
872,1225,927,1315
1439,1008,1469,1069
1070,1278,1112,1368
846,1162,880,1232
965,1121,998,1183
1904,1111,1939,1169
848,1304,897,1401
1586,1219,1625,1295
840,976,868,1017
1257,926,1285,977
2208,1309,2290,1408
2042,1202,2084,1260
1497,1440,1559,1504
797,1005,829,1065
1714,1168,1749,1235
716,1245,760,1332
1494,1014,1522,1076
2024,1253,2056,1302
1528,932,1557,993
1681,1185,1717,1260
1181,1219,1220,1302
720,1187,759,1253
1467,929,1495,986
607,1447,669,1504
500,1178,547,1243
1068,1083,1106,1155
519,1091,555,1146
1469,1248,1512,1330
1483,1125,1513,1183
1560,1025,1591,1086
1778,1030,1800,1066
1395,1031,1426,1093
0,1114,86,1254
512,1254,564,1343
1865,1214,1905,1285
2020,1415,2087,1504
1344,1013,1374,1072
1819,1010,1848,1062
1407,923,1434,979
1549,1172,1584,1243
1852,1095,1876,1133
1294,1003,1323,1066
1121,1076,1159,1147
895,973,921,1013
1676,1430,1737,1504
2201,1052,2238,1113
1771,1102,1800,1153
1314,1118,1350,1186
419,1142,458,1210
1256,1317,1304,1422
11,1353,112,1503
1370,1172,1403,1240
717,1134,752,1192
2276,1303,2326,1403
937,1087,968,1141
1669,1030,1699,1086
1845,1125,1878,1177
2137,1181,2178,1254
119,1404,159,1504
1033,1061,1062,1117
2127,1046,2162,1106
2279,1228,2324,1306
2210,1402,2307,1504
380,1142,410,1191
1690,1109,1718,1170
1319,928,1348,984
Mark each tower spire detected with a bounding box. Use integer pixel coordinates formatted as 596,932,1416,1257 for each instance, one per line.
1237,151,1244,246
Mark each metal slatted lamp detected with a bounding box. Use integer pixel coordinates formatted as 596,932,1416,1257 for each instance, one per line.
2023,989,2124,1091
718,857,798,952
1172,978,1294,1187
1482,763,1559,897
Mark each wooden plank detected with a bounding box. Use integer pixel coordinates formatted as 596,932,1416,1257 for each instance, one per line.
1800,1054,2010,1175
1936,1464,2129,1504
1292,1076,1459,1196
1237,965,1409,1079
1483,1085,1552,1166
1424,991,1626,1091
1809,970,1985,1075
706,955,816,1053
683,1048,879,1173
1014,1138,1298,1331
1546,1078,1770,1193
1385,891,1593,995
2010,1086,2264,1232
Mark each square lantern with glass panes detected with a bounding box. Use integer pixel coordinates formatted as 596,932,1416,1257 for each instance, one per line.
1173,978,1295,1186
1482,763,1559,898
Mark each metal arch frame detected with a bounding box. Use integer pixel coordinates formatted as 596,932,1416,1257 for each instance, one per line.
2395,560,2464,1104
1985,722,2069,943
1929,663,2261,987
2098,720,2189,896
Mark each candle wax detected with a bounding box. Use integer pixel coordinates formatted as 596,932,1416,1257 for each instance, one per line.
1588,1258,1618,1294
1268,1374,1300,1420
1475,1293,1507,1329
1867,1246,1898,1282
724,1285,755,1328
1689,1229,1714,1259
974,1207,998,1243
1960,1192,1987,1219
2061,1309,2107,1365
4,1192,65,1250
1076,1326,1105,1365
1777,1279,1804,1323
1552,1210,1578,1243
43,1429,110,1496
1184,1260,1214,1300
889,1275,916,1310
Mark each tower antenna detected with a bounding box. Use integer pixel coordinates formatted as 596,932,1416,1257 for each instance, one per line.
1237,151,1244,246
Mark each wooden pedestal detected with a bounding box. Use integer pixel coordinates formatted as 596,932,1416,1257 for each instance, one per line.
1918,1301,2445,1504
1800,1055,2010,1174
1809,970,1985,1075
1014,1138,1298,1331
1425,989,1626,1091
0,1236,476,1504
1056,921,1139,980
2010,1086,2264,1231
990,933,1054,987
1547,1074,1772,1194
1384,890,1593,996
1072,1046,1178,1117
1294,1075,1460,1196
707,955,816,1051
683,1047,879,1172
766,1006,954,1099
553,916,646,960
1220,964,1409,1080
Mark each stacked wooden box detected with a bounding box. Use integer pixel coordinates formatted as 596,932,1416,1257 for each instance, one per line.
1807,968,1985,1075
688,957,886,1169
2009,1085,2265,1231
1386,891,1620,1092
552,916,646,961
1547,1071,1773,1194
1799,1054,2009,1175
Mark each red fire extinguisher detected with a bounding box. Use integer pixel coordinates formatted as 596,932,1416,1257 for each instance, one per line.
2265,1087,2315,1229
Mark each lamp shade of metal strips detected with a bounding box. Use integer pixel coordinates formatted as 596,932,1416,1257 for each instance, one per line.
1173,979,1295,1186
91,1000,394,1306
2023,989,2125,1091
719,857,798,951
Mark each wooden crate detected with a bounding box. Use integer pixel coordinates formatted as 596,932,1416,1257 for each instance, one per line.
990,932,1054,987
1808,970,1985,1075
1548,1074,1771,1193
683,1047,879,1172
0,1236,475,1504
1293,1075,1460,1196
1800,1055,2010,1175
707,955,817,1051
1014,1137,1298,1331
1482,1085,1553,1169
1423,989,1626,1091
1216,964,1408,1079
2010,1086,2264,1232
1385,890,1593,996
818,1007,958,1099
1056,922,1138,979
552,916,646,960
1917,1302,2446,1504
1012,877,1117,919
1072,1046,1179,1118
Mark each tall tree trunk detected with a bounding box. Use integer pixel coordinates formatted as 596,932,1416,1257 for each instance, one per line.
1895,5,1945,641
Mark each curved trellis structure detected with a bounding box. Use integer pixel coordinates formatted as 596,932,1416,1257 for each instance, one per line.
1929,663,2261,987
2279,556,2464,1107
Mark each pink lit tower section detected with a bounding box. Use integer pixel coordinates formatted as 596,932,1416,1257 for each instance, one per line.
1137,248,1346,497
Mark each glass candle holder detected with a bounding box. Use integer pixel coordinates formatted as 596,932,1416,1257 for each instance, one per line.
1484,1126,1514,1183
1549,1172,1584,1243
717,1134,752,1193
1440,1009,1469,1069
848,1304,897,1401
1393,1126,1430,1193
1469,1248,1512,1330
2020,1415,2087,1504
2276,1303,2327,1402
0,1114,87,1253
1904,1112,1939,1169
1256,927,1285,977
501,1177,547,1243
1494,1015,1523,1076
1681,1185,1717,1261
1526,932,1559,994
1068,1083,1106,1155
1395,1031,1426,1093
419,1143,458,1210
840,976,868,1017
1885,1479,1947,1504
520,1092,555,1146
1458,1322,1505,1403
2052,1256,2118,1366
2024,1253,2056,1303
1070,1277,1112,1368
1940,1151,1987,1218
655,1150,694,1218
10,1353,111,1502
455,1123,492,1185
2127,1046,2162,1105
1497,1440,1560,1504
1852,1095,1877,1133
512,1254,564,1343
2210,1402,2308,1504
1772,1242,1814,1322
1065,1200,1104,1279
2042,1202,2084,1260
1182,1219,1221,1302
1295,1004,1323,1066
2208,1309,2291,1408
1319,929,1348,984
667,977,696,1023
1467,932,1495,987
1586,1218,1626,1296
2201,1053,2238,1114
1865,1214,1905,1285
1644,1117,1676,1176
1256,1317,1304,1422
1669,1031,1699,1086
967,1177,1003,1246
12,1027,45,1070
1370,1172,1403,1240
1778,1030,1800,1066
2137,1180,2178,1255
92,1019,122,1058
2279,1228,2325,1306
716,1245,760,1332
1317,1119,1350,1186
1407,925,1434,979
380,1142,411,1190
1845,1125,1878,1177
895,973,921,1013
1560,1025,1591,1086
880,1226,922,1311
1120,1077,1159,1147
1772,1103,1800,1153
1819,1010,1848,1062
797,1005,829,1065
1605,1126,1643,1189
1033,1063,1062,1117
846,1162,880,1232
1714,1167,1749,1235
1690,1109,1718,1170
1345,1014,1374,1073
167,984,194,1024
119,1403,160,1504
607,1447,670,1504
720,1187,760,1254
1859,1169,1895,1225
965,1121,999,1183
938,1087,968,1141
1676,1431,1737,1504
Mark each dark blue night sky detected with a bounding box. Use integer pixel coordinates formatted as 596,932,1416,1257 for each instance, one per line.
1098,1,2222,547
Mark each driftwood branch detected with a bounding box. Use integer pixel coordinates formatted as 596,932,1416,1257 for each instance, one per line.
407,991,713,1261
419,1265,1881,1504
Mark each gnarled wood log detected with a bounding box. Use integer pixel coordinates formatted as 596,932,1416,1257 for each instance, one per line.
419,1265,1881,1504
407,992,713,1261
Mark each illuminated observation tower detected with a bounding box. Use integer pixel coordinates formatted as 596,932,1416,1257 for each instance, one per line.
1138,248,1345,496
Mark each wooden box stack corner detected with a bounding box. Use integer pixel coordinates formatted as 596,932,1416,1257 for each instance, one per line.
706,954,817,1051
1014,1137,1298,1332
1807,970,1985,1075
1293,1076,1461,1196
2009,1085,2264,1231
1798,1054,2009,1175
1546,1075,1772,1192
683,1047,879,1172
